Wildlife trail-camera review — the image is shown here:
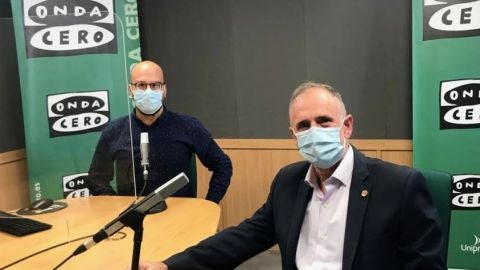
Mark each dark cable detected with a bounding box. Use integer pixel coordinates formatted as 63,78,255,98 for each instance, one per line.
52,253,74,270
138,176,148,198
128,162,147,199
0,234,92,270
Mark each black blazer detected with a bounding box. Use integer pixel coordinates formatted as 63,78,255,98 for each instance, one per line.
166,147,446,270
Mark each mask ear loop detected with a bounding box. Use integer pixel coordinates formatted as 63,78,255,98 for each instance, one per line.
339,116,349,148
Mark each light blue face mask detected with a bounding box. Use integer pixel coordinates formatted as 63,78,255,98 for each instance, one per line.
132,89,164,115
295,120,346,169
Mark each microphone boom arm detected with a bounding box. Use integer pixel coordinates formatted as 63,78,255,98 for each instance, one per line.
70,173,189,257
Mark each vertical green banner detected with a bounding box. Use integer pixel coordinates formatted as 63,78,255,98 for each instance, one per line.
413,0,480,269
11,0,141,201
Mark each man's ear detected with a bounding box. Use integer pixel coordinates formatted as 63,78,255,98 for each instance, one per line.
128,84,134,98
343,114,354,139
289,127,298,143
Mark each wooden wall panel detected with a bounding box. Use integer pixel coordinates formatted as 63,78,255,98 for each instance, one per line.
0,139,412,220
381,151,412,167
197,139,412,229
0,150,29,210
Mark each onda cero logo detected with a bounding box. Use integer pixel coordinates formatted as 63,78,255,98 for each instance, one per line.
423,0,480,40
440,79,480,129
22,0,116,57
63,172,90,198
452,174,480,209
47,90,110,137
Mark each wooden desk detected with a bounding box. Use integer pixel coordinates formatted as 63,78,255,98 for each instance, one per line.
0,196,220,269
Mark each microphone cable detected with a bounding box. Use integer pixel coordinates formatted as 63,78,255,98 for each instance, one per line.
51,230,127,270
127,163,146,203
137,167,148,199
52,253,74,270
0,234,92,270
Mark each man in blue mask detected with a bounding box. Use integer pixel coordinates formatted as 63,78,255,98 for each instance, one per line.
87,61,232,204
135,82,445,270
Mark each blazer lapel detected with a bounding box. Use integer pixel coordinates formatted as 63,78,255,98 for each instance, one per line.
342,148,371,270
285,174,313,270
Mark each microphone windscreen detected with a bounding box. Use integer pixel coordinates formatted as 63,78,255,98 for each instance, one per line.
140,132,149,144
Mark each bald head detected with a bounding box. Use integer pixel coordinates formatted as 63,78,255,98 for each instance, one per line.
130,61,165,83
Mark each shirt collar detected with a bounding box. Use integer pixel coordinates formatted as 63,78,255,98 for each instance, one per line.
331,145,354,187
304,144,354,188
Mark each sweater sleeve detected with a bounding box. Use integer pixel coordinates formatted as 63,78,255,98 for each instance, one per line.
86,129,117,195
189,118,232,203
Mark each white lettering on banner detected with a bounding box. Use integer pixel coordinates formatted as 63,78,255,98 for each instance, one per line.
461,245,480,254
460,235,480,255
125,0,139,40
124,0,141,71
126,16,139,39
34,182,42,201
129,47,141,62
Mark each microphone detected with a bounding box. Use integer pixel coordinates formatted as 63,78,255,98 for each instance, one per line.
140,132,149,180
71,172,189,256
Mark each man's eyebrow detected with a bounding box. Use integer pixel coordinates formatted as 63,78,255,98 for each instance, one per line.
315,116,333,123
296,120,310,130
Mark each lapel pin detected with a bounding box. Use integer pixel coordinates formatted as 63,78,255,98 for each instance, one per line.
361,190,368,197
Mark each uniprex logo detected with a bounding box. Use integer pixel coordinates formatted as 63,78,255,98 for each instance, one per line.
440,79,480,129
460,235,480,255
452,174,480,209
423,0,480,40
62,172,90,198
22,0,117,57
47,90,110,137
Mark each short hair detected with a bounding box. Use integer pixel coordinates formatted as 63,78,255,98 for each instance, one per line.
289,81,344,106
289,81,347,120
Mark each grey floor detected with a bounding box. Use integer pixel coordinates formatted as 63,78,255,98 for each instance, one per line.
236,250,281,270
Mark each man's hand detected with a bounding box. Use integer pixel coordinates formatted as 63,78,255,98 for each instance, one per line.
127,261,168,270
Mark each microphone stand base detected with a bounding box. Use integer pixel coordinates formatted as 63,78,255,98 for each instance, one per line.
145,200,167,214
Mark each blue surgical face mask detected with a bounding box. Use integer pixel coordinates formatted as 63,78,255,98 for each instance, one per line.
295,119,347,169
132,89,164,115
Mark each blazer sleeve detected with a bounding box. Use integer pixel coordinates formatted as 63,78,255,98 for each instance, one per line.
398,170,446,270
164,176,280,270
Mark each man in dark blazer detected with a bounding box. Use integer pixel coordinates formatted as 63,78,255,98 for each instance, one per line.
137,82,445,270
